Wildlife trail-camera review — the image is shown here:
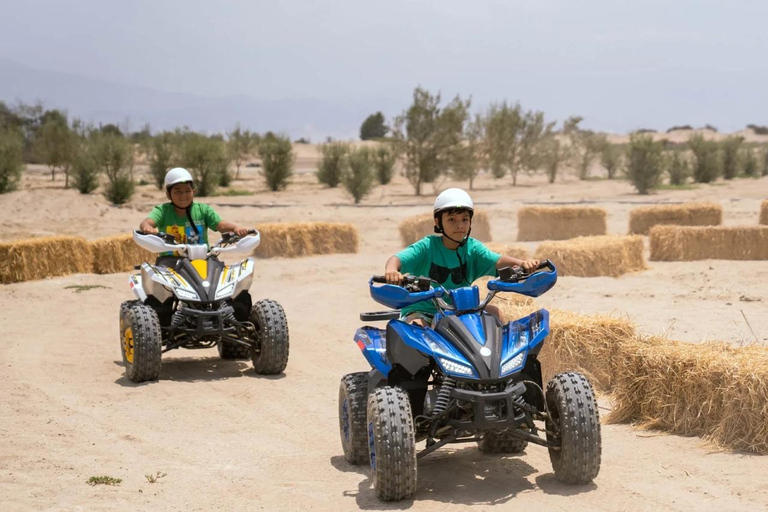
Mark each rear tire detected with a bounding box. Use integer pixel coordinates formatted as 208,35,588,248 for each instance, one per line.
120,304,162,383
339,372,369,465
367,387,416,501
477,431,528,454
217,341,251,360
545,372,601,484
250,299,289,374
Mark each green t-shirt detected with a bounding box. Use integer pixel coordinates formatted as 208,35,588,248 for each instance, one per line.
147,202,222,247
395,235,501,317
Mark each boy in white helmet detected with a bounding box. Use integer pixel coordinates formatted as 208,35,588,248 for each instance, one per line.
384,188,539,325
138,168,249,262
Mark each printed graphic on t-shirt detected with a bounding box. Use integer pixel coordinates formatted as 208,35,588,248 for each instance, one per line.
429,262,468,285
165,223,205,244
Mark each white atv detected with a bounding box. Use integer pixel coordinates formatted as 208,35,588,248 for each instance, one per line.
119,229,289,383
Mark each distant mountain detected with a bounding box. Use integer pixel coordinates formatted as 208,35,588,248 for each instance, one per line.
0,59,395,140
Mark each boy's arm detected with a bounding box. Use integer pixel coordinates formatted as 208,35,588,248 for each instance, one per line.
384,256,403,284
216,220,249,237
139,218,158,234
496,255,540,272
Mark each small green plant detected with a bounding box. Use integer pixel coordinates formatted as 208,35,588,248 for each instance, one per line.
91,132,135,205
721,136,743,180
145,471,167,483
317,142,349,188
600,144,623,179
360,112,389,140
665,150,690,186
87,475,122,486
65,284,109,293
342,147,375,203
0,127,24,194
688,133,721,183
179,132,229,197
372,144,396,185
70,143,101,194
625,133,665,194
742,148,758,177
258,134,294,191
227,125,258,180
148,132,176,189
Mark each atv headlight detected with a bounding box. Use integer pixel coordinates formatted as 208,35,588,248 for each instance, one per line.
174,288,200,301
438,357,473,376
501,352,526,376
215,282,235,300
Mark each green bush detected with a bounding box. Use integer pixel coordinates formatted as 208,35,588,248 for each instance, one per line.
179,133,228,197
342,147,375,203
688,133,721,183
227,126,257,180
625,134,664,194
91,133,135,204
720,136,743,180
258,134,294,191
360,112,388,140
747,124,768,135
372,145,396,185
148,132,176,189
600,144,622,179
665,150,690,186
741,148,758,177
70,143,100,194
0,127,24,194
35,115,77,186
666,125,693,132
317,142,349,187
539,136,566,184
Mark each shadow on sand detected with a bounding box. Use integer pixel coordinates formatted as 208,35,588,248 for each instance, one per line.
113,356,285,386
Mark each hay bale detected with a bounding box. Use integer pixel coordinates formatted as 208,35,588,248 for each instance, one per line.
628,202,722,235
0,236,93,284
254,222,359,258
90,234,154,274
650,225,768,260
484,242,530,261
517,206,606,241
399,211,491,247
534,235,646,277
497,301,636,390
760,200,768,225
608,338,768,454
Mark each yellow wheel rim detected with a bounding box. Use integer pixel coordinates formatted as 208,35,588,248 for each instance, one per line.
123,327,134,364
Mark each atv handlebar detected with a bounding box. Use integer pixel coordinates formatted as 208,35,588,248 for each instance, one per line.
372,274,432,293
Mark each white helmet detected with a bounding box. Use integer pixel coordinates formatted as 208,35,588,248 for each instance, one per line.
433,188,474,216
164,167,194,190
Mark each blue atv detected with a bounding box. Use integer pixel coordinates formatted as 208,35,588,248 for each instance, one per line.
338,261,601,501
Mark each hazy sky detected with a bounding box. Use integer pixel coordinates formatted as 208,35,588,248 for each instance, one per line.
2,0,767,133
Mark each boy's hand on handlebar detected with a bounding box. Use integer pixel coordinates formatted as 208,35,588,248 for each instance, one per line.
233,226,250,237
385,269,404,284
519,259,541,272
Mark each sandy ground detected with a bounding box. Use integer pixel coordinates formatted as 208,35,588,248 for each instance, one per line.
1,157,768,511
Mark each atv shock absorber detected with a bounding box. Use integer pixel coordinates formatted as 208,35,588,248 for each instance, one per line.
431,378,456,417
170,310,185,328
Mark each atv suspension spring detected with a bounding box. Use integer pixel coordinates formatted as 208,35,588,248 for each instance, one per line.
170,310,185,328
431,378,456,417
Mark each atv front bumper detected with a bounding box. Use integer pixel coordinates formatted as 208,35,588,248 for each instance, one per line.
447,381,532,431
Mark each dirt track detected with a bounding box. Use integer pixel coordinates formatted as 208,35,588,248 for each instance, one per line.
1,164,768,511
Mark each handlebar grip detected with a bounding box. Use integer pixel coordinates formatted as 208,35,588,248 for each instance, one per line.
537,259,555,271
371,275,388,284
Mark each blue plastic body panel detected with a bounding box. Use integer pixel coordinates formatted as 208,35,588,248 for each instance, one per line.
487,269,557,297
369,279,445,310
449,286,480,310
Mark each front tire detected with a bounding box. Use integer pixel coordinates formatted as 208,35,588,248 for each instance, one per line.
339,372,369,465
250,299,289,374
545,372,601,484
367,387,416,501
120,303,162,383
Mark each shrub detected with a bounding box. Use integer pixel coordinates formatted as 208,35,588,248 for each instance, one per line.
742,148,758,177
317,142,348,187
227,125,257,180
342,147,375,203
148,132,176,189
666,125,693,133
539,136,567,184
703,124,718,132
600,144,623,179
0,127,24,194
35,116,77,186
632,128,657,134
721,136,743,180
70,143,100,194
688,133,721,183
91,133,135,204
258,134,294,191
360,112,388,140
625,134,664,194
747,124,768,135
179,132,228,197
372,144,396,185
665,150,690,186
